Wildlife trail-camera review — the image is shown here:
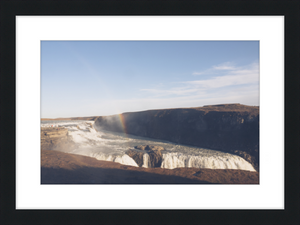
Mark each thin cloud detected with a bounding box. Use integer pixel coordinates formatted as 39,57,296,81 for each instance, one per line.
213,65,236,70
213,62,236,70
188,62,259,89
193,62,246,75
193,62,234,76
185,72,258,89
143,62,258,96
140,87,200,97
136,61,259,110
192,70,210,76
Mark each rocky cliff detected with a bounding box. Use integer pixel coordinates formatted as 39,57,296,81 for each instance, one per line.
126,145,165,168
41,127,76,151
94,104,259,171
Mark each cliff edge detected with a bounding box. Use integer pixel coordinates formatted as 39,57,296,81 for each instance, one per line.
41,127,76,151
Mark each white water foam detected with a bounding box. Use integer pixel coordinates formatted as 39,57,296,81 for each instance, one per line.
161,152,255,171
142,153,150,168
41,120,256,171
76,149,138,167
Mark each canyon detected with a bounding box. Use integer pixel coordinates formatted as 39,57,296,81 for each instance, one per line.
41,103,259,184
94,104,259,171
40,129,258,184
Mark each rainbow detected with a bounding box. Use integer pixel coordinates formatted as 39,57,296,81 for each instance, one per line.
118,114,128,138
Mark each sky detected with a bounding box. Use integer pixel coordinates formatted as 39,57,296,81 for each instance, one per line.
41,41,259,118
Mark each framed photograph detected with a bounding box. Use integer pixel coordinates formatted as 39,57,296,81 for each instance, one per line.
1,0,299,224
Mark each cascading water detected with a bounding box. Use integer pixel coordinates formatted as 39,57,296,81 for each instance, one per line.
41,120,256,172
161,152,254,171
142,153,150,168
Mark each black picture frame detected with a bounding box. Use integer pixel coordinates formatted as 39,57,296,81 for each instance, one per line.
1,0,299,224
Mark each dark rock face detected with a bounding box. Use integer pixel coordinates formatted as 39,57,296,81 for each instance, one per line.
126,145,164,168
126,149,144,167
95,104,259,170
147,149,163,168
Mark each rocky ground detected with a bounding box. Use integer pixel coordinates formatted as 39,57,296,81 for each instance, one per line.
41,127,76,151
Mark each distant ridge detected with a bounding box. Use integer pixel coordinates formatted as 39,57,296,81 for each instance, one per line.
119,104,259,117
41,116,98,121
41,104,259,120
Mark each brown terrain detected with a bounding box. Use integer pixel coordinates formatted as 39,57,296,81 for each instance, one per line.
41,125,259,184
41,127,76,151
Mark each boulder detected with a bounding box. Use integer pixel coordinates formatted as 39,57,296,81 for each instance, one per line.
126,149,144,167
126,145,165,168
147,149,162,167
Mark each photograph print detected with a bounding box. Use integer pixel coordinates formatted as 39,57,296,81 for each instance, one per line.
40,41,259,184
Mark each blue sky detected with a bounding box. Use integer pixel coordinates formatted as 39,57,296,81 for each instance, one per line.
41,41,259,118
